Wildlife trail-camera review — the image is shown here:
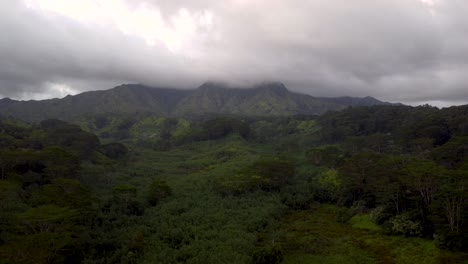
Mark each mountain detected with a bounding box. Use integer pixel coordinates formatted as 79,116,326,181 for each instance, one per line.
0,85,190,122
173,82,347,116
0,82,394,122
318,96,396,107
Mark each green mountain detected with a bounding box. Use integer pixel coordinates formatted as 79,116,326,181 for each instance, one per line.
0,84,190,122
0,82,393,121
173,82,349,116
318,95,399,106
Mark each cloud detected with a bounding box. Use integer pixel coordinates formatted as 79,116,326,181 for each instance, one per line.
0,0,467,106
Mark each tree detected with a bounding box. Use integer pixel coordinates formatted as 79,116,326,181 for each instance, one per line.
314,169,341,202
40,146,80,180
248,157,295,191
201,117,251,140
252,243,283,264
31,178,94,211
147,180,172,206
103,185,144,216
338,152,382,206
390,213,423,236
306,145,342,168
433,169,467,234
373,155,410,214
16,205,79,234
431,137,468,168
0,150,14,180
404,160,444,209
99,142,128,159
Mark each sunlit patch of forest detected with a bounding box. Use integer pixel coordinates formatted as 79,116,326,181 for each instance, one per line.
0,104,467,263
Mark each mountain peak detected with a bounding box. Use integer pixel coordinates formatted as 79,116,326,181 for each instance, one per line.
254,81,286,89
198,81,231,90
197,81,288,92
253,82,288,96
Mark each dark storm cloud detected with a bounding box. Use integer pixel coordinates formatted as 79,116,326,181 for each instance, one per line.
0,0,467,106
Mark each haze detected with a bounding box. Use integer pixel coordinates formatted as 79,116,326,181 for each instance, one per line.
1,0,468,107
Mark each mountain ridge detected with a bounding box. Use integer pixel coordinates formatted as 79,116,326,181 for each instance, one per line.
0,82,395,121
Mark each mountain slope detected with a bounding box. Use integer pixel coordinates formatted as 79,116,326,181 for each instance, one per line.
174,82,345,116
0,82,394,121
0,84,190,121
318,96,396,106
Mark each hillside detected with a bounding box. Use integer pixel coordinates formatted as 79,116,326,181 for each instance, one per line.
0,85,191,122
0,82,393,122
318,96,398,106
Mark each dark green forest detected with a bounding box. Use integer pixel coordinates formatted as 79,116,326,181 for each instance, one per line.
0,104,467,263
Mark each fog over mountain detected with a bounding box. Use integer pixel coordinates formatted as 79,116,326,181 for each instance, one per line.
1,0,468,107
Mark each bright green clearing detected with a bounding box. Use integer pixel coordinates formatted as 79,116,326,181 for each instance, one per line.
263,205,467,264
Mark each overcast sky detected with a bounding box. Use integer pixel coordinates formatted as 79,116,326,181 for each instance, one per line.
1,0,468,106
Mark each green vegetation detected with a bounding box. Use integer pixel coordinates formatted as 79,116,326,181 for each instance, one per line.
349,214,382,231
263,205,466,264
0,103,467,263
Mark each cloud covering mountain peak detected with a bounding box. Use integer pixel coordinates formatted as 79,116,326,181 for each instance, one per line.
1,0,468,107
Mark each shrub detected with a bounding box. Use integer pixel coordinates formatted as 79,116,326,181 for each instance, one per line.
216,157,295,196
433,231,466,251
147,180,172,206
280,184,315,210
103,185,145,216
99,143,128,159
215,174,263,196
247,157,295,191
313,169,341,202
349,200,368,215
370,206,392,225
336,207,354,223
390,213,423,236
251,244,283,264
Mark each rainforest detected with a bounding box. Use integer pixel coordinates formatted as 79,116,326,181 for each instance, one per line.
0,101,467,264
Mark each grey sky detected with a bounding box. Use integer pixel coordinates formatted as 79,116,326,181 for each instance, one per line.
1,0,467,107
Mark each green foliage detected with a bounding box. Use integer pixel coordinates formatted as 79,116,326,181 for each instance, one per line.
349,214,382,231
30,178,94,209
313,169,341,202
389,213,423,237
0,232,74,264
306,145,343,168
147,180,172,206
216,173,264,196
103,185,144,216
99,142,128,159
369,207,392,225
338,152,384,206
433,231,465,251
258,205,467,264
336,207,354,223
252,244,284,264
41,146,80,179
201,117,251,140
215,156,296,196
280,184,316,210
247,157,296,191
38,119,101,157
297,120,318,132
2,104,468,263
431,136,468,168
16,205,79,233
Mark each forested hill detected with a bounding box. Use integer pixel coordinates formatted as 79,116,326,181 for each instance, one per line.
0,82,393,122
